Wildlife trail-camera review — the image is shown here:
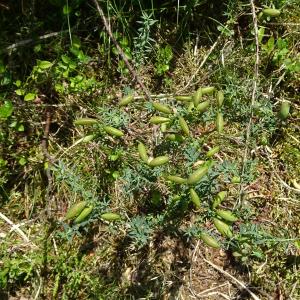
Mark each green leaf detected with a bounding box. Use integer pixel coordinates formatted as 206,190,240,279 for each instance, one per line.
61,55,71,64
63,5,72,15
34,44,42,53
77,50,89,62
0,158,7,167
70,46,80,57
1,75,11,86
18,157,27,166
292,61,300,72
162,65,169,72
15,80,22,87
9,121,17,128
124,50,132,60
109,154,119,161
55,83,64,93
62,70,69,78
38,60,53,69
15,89,25,96
0,101,13,119
0,62,5,74
277,38,287,50
71,36,81,49
120,37,129,46
252,251,264,259
112,47,119,56
24,93,36,101
17,124,25,132
112,171,120,179
267,36,275,51
258,26,265,43
68,61,77,70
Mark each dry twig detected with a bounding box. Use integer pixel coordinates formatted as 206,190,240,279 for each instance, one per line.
0,211,32,244
4,31,68,52
201,255,261,300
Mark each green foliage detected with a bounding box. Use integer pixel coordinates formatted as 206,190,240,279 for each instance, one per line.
54,162,104,206
0,239,42,290
154,45,173,77
96,106,130,128
261,35,300,74
133,11,157,67
127,215,154,249
54,43,100,94
0,0,299,298
229,223,294,265
13,59,54,101
0,101,13,119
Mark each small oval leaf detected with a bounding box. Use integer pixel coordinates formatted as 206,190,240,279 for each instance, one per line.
38,60,53,69
24,93,36,101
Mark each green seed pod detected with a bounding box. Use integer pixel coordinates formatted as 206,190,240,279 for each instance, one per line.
101,212,121,221
104,126,124,137
206,146,220,158
138,142,148,163
149,156,169,167
199,232,220,248
189,188,201,208
153,102,172,114
74,206,93,224
161,123,167,132
166,175,187,184
64,201,87,220
193,88,202,106
217,91,224,107
262,8,281,17
187,166,209,185
192,160,206,169
165,134,184,142
178,116,190,136
279,101,290,120
196,101,210,113
166,133,176,141
82,135,95,143
74,118,98,126
187,102,195,112
231,176,241,184
119,94,134,106
174,95,192,102
201,86,215,95
213,218,233,238
212,191,227,209
216,209,238,222
216,112,224,133
150,116,170,124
